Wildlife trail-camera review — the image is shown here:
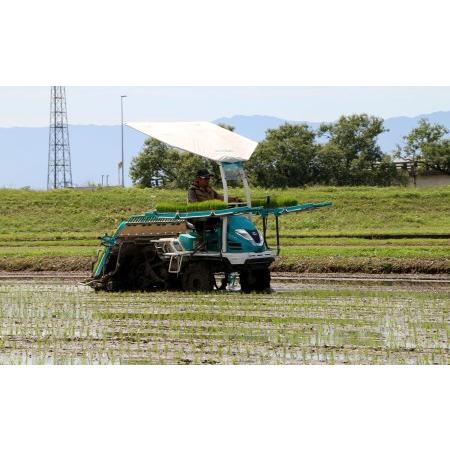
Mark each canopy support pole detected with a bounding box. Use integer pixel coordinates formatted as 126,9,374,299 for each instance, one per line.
222,217,228,253
262,216,268,248
275,215,280,256
239,166,252,207
218,163,229,204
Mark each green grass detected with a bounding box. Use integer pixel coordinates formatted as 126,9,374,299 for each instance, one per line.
0,282,448,364
279,245,450,258
1,185,449,235
1,186,449,273
0,239,99,247
269,237,449,245
1,241,447,259
0,246,97,257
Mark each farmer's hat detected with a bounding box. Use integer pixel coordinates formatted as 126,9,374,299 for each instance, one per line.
196,169,212,179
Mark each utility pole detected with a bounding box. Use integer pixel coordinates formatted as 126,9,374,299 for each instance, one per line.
47,86,73,189
120,95,127,187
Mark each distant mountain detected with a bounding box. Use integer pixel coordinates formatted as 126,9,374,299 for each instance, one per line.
214,115,293,141
0,125,147,189
215,111,450,153
2,111,450,189
381,111,450,153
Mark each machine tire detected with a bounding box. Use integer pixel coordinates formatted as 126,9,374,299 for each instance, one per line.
181,262,215,292
123,247,170,290
240,268,271,293
105,279,121,292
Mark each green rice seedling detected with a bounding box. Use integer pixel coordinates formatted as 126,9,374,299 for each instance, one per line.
0,282,449,364
155,200,227,212
251,195,298,208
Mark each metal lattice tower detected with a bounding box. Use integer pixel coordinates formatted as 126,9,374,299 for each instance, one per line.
47,86,73,189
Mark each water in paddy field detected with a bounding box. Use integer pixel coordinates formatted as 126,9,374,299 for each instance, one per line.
0,280,448,365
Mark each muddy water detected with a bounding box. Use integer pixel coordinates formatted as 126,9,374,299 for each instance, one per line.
1,271,449,292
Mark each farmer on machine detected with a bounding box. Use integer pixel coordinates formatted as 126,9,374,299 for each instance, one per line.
187,169,241,250
187,169,241,203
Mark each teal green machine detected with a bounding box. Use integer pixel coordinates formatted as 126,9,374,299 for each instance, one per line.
87,122,331,292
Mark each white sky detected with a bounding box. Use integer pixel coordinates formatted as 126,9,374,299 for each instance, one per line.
2,87,450,127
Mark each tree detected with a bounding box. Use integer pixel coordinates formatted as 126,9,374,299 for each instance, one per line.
317,114,397,185
312,143,350,185
319,114,387,165
130,124,229,189
422,140,450,174
130,138,171,187
215,123,235,132
246,123,318,188
374,155,408,186
129,138,176,187
313,143,402,186
395,119,449,185
171,152,220,189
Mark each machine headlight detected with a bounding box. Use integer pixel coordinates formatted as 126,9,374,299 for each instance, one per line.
235,229,264,246
251,229,264,246
235,229,253,241
257,230,264,244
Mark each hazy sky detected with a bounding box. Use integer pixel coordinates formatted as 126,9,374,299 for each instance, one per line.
2,86,450,127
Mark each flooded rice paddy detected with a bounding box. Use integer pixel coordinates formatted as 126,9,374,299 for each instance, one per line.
0,278,448,364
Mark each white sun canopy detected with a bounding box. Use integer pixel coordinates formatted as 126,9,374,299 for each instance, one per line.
127,121,258,163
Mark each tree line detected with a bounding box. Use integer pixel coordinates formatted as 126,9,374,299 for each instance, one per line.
129,115,450,189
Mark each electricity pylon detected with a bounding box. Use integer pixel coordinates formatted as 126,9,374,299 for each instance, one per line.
47,86,73,189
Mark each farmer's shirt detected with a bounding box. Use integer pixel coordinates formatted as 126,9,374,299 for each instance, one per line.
187,182,223,203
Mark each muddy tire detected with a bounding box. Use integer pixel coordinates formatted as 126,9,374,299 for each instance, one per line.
181,262,215,292
240,268,271,293
105,279,121,292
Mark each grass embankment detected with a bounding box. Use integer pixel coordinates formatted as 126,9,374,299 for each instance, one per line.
0,186,449,273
